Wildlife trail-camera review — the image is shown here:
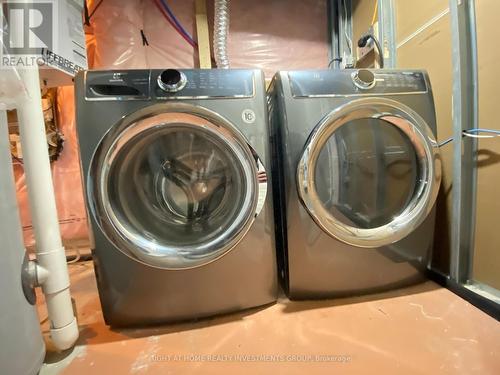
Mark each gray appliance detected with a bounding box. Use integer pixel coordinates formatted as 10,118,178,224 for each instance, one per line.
0,111,45,374
75,69,277,326
269,69,441,299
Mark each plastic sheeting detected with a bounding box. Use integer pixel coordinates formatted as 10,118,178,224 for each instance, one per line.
15,86,88,247
17,0,329,246
89,0,329,75
0,69,27,110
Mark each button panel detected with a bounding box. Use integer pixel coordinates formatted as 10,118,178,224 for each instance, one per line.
153,69,255,98
289,70,428,97
85,69,255,101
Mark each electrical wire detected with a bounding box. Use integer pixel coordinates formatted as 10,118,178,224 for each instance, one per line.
67,246,81,264
328,58,342,68
371,1,378,25
463,133,496,139
89,0,104,21
438,137,453,147
159,0,196,45
464,128,500,137
154,0,195,47
11,152,23,165
358,34,384,68
342,0,352,54
438,129,500,147
153,0,186,40
154,0,197,47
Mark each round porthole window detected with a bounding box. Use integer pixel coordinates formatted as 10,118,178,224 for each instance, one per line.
89,105,267,269
297,98,441,248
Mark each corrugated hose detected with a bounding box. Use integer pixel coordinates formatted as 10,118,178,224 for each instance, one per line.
214,0,230,69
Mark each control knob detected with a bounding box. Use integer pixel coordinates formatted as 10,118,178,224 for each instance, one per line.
157,69,187,92
351,69,376,90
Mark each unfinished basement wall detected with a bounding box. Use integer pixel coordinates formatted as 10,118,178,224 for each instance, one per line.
472,0,500,290
396,0,500,289
352,0,453,273
353,0,500,290
395,0,453,275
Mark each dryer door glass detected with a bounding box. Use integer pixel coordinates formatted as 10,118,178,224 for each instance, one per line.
297,98,441,248
91,110,266,269
315,118,418,228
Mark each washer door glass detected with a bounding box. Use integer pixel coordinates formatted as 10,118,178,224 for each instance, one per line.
90,109,264,269
297,98,441,248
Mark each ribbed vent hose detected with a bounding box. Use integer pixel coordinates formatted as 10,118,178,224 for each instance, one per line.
214,0,230,69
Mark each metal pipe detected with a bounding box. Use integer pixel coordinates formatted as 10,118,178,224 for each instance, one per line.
327,0,341,69
377,0,397,68
449,0,478,284
16,67,78,351
213,0,230,68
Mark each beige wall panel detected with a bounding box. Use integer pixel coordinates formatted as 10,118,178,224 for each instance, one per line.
395,0,448,43
473,0,500,290
353,0,500,288
397,15,453,272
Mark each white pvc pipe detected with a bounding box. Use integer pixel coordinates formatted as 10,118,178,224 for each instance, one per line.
16,67,78,351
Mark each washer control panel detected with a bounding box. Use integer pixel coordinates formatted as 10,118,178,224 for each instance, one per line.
289,70,428,97
153,69,255,98
85,69,255,100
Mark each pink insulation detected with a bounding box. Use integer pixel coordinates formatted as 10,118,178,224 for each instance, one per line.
90,0,329,74
17,0,329,247
15,86,88,247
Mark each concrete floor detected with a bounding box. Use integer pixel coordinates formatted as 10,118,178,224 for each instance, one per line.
38,261,500,374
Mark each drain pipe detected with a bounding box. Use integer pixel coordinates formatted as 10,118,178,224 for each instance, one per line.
16,67,78,351
213,0,230,68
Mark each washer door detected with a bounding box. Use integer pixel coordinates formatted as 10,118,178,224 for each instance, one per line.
89,104,266,269
297,98,441,248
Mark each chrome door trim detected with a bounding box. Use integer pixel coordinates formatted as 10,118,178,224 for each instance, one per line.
89,103,267,269
296,97,441,248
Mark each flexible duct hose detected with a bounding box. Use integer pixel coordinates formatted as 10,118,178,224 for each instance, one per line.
214,0,230,69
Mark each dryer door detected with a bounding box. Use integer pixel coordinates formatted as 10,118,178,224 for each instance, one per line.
297,98,441,248
89,104,267,269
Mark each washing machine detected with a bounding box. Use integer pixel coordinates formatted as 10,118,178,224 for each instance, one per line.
75,69,277,326
269,69,441,299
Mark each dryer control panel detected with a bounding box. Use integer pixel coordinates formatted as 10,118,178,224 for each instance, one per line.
84,69,255,100
289,69,428,98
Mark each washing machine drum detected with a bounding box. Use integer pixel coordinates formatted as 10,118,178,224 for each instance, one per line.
297,98,441,248
89,105,266,269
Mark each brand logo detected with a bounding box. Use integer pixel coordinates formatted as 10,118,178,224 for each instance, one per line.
242,109,256,124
